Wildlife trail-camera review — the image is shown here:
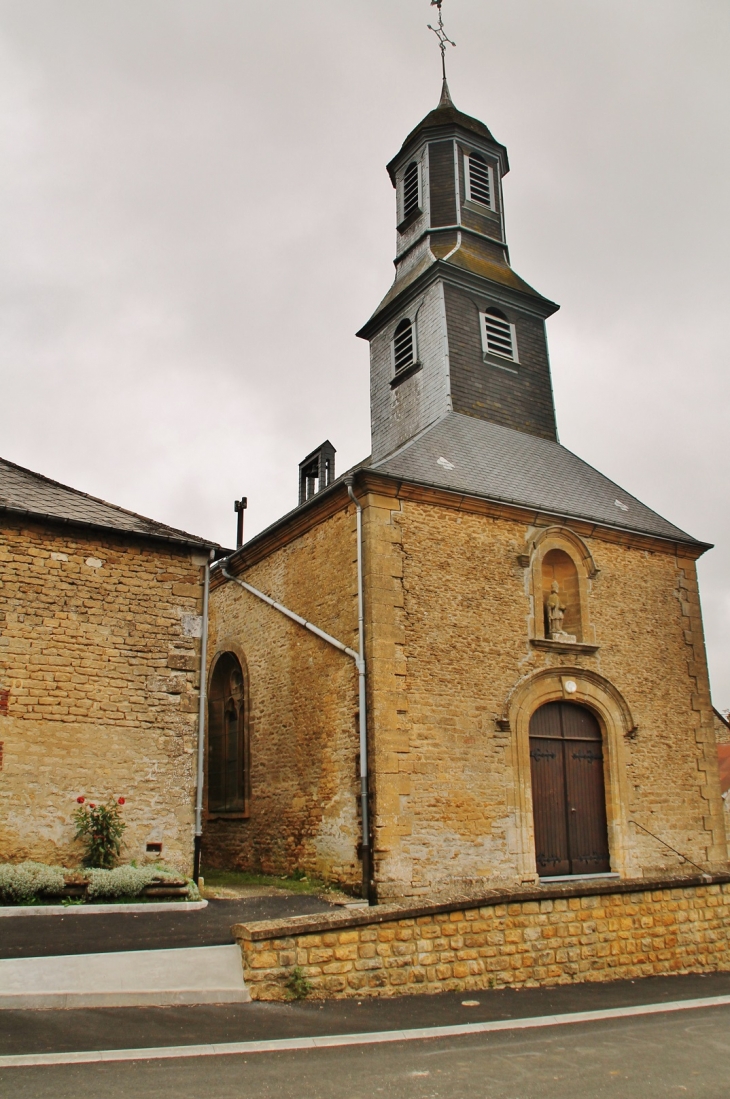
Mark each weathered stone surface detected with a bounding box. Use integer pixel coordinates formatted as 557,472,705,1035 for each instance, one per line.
208,476,726,898
234,879,730,1000
205,503,361,886
0,516,205,873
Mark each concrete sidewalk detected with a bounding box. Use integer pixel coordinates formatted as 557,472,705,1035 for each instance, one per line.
2,970,730,1058
0,944,250,1009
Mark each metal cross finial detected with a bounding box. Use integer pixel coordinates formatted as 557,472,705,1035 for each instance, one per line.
428,0,456,82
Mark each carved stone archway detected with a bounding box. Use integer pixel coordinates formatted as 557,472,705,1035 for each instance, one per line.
501,667,637,881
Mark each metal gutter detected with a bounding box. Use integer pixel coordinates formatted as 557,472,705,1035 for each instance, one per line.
193,550,214,883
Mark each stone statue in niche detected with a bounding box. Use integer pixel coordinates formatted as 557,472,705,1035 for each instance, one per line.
546,580,576,643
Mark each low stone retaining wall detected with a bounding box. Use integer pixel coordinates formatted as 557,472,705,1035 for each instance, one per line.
233,875,730,1000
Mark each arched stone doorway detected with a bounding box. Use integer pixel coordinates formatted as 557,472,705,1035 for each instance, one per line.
208,652,247,814
529,700,610,877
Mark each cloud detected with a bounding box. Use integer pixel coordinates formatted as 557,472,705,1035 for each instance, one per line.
0,0,728,704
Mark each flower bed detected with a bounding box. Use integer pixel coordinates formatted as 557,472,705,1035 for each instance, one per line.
0,862,200,906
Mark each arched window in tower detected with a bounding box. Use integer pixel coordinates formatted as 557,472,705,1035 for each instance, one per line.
208,652,247,814
480,307,518,362
402,161,420,220
541,549,582,642
393,317,415,374
465,151,494,209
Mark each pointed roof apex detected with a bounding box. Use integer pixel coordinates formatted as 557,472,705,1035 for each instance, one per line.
386,91,508,185
438,76,453,108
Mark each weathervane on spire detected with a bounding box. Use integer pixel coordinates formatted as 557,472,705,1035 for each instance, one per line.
428,0,456,83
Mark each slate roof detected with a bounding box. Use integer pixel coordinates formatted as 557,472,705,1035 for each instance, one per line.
386,80,507,184
371,412,704,546
0,456,216,548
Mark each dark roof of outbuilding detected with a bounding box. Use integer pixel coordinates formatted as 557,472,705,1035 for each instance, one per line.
371,412,705,547
0,456,217,549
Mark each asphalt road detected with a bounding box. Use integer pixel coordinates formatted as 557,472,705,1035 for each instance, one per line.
3,971,730,1056
3,1004,730,1098
0,895,332,959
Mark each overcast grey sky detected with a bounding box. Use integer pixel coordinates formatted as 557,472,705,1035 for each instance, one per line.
0,0,728,706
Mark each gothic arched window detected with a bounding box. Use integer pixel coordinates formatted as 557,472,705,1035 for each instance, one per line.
402,161,420,219
393,317,415,374
208,652,247,814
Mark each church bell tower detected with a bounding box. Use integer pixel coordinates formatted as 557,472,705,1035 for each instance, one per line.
357,80,560,464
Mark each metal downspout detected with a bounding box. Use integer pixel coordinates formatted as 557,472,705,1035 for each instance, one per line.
193,549,213,883
345,478,371,903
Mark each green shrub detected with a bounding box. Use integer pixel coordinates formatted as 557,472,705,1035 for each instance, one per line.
0,862,66,905
85,866,185,899
0,862,200,905
73,797,126,868
286,966,312,1000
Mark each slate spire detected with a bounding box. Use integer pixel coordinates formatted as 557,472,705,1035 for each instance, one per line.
358,90,561,463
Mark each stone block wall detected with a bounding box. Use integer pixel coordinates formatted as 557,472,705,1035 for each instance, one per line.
234,877,730,1001
0,515,207,873
205,470,725,899
206,495,361,887
363,480,726,900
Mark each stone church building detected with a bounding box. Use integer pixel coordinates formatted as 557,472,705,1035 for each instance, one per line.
205,83,726,903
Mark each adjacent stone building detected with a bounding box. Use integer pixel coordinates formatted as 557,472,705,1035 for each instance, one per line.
206,82,727,902
0,458,216,873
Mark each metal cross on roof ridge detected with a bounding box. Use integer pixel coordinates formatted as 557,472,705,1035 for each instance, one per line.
428,0,456,83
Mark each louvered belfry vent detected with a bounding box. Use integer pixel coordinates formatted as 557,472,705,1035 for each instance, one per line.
481,309,516,361
393,318,415,373
403,161,420,218
467,151,492,207
298,440,336,506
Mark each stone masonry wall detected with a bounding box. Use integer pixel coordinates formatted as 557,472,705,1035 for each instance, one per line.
0,515,207,874
361,486,725,900
235,878,730,1001
205,499,361,887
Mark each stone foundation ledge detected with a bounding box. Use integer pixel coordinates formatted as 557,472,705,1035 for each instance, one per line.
232,874,730,1001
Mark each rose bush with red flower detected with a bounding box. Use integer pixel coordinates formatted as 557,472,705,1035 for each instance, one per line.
73,797,126,869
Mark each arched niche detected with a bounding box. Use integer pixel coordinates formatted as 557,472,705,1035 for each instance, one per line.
500,667,637,881
525,527,599,646
207,647,250,818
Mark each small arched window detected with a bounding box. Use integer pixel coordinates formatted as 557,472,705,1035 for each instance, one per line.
208,652,247,814
480,307,517,362
465,151,493,209
393,317,415,374
402,161,420,220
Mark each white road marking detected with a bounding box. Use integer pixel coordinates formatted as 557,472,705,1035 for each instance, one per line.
1,994,730,1069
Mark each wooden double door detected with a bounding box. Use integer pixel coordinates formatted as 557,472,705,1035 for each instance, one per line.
529,701,610,877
